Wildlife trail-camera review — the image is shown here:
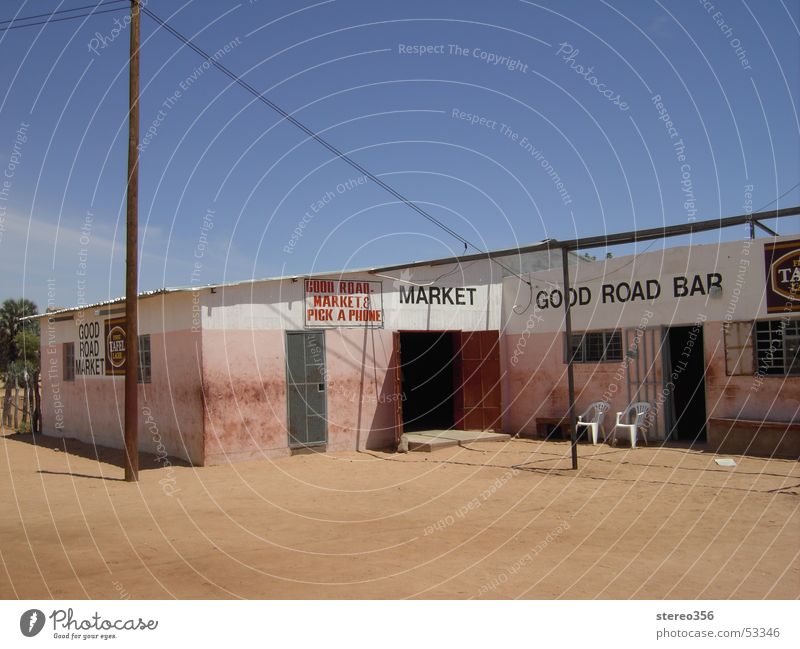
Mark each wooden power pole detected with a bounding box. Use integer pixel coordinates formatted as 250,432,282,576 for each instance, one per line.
124,0,140,482
561,246,578,471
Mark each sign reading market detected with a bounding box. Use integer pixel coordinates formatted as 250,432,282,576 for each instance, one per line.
304,278,384,328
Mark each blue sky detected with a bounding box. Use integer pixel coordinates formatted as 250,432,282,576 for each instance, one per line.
0,0,798,310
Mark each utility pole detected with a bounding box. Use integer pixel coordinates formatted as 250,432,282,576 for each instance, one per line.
124,0,140,482
561,246,578,471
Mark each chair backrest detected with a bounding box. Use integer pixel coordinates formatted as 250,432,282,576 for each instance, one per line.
581,401,610,424
625,402,651,426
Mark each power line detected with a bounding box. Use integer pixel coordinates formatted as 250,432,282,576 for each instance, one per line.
753,180,800,213
0,3,127,32
141,6,532,286
0,1,127,26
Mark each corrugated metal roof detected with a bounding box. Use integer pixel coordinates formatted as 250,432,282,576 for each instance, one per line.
21,206,800,322
23,242,553,320
23,288,174,320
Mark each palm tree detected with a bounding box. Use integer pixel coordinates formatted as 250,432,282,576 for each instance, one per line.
0,300,38,432
0,298,38,371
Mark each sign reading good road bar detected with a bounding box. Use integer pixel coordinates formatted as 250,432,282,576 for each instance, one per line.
304,279,384,328
104,317,127,375
765,239,800,313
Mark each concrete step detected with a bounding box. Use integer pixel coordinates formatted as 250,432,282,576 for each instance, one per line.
403,429,511,452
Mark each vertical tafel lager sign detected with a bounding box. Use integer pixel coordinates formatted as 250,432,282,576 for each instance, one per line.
764,239,800,313
105,317,127,376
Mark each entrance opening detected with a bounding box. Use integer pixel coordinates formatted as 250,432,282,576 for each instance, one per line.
667,325,707,443
399,331,457,432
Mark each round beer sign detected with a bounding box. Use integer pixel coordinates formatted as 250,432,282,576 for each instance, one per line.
107,324,126,370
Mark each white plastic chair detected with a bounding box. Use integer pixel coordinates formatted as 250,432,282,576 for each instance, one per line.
576,401,610,445
612,402,651,448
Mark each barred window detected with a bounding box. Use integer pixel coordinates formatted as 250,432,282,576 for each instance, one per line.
63,342,75,381
137,334,151,384
567,330,622,363
755,318,800,376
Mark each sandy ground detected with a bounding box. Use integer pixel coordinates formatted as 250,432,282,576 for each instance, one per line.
0,428,798,599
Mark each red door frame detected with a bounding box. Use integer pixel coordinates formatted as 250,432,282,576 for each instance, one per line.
455,330,501,431
393,329,501,440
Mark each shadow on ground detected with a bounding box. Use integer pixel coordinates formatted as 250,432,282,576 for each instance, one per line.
3,430,190,480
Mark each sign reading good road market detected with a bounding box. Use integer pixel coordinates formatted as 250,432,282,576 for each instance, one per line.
304,279,384,328
104,317,127,375
75,319,104,376
764,239,800,313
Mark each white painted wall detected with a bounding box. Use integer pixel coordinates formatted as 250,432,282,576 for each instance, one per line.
41,292,197,380
502,237,784,333
200,256,531,332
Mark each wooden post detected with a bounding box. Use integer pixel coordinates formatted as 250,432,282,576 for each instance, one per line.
32,370,41,434
2,373,11,428
13,373,19,430
561,246,578,471
21,371,29,429
124,0,141,482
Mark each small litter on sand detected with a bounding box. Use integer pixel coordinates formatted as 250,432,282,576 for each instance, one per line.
714,458,737,467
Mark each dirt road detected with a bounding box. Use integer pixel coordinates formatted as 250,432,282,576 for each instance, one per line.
1,430,797,598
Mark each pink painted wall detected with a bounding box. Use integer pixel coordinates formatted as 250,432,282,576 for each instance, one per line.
504,329,665,440
324,328,396,452
505,321,800,441
703,322,800,422
199,327,397,463
40,329,204,465
200,329,289,465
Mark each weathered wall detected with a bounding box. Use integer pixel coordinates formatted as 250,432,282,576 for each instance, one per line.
501,236,800,440
197,260,510,461
504,328,665,441
706,418,800,459
200,328,288,465
39,293,204,465
324,327,396,452
39,238,797,463
197,259,507,332
703,321,800,422
199,313,397,462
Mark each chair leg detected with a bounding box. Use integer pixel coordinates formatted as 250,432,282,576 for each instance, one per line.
591,425,597,445
630,427,636,448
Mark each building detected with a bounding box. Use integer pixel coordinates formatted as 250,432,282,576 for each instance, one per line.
504,236,799,458
34,235,799,465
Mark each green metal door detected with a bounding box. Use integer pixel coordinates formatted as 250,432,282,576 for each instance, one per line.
286,331,328,447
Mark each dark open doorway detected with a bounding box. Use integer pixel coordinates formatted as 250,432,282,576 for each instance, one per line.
399,331,457,432
667,325,707,443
